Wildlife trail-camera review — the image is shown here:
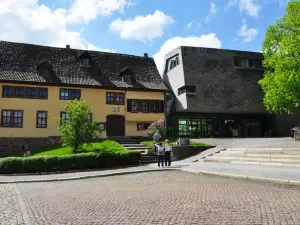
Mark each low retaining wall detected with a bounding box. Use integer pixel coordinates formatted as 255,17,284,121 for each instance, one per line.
0,137,61,157
171,146,212,161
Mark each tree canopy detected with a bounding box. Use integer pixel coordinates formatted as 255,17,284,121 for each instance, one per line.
56,98,103,153
259,0,300,114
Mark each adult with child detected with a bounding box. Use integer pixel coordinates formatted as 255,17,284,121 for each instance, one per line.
153,130,161,154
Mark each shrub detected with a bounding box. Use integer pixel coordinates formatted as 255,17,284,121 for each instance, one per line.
0,151,141,174
148,119,165,136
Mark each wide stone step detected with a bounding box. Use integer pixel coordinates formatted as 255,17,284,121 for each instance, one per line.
118,142,141,144
226,148,300,151
206,155,300,163
217,153,300,158
140,160,157,164
141,155,156,159
220,150,300,155
122,144,147,147
125,146,151,150
200,159,300,168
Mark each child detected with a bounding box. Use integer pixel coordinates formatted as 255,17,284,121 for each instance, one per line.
155,141,165,168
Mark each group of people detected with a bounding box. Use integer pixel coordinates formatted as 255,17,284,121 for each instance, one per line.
153,130,172,168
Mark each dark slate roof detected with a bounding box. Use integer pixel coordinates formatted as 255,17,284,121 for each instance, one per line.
0,41,167,91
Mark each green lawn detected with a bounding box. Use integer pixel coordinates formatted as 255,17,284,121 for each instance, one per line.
141,139,210,147
34,140,127,156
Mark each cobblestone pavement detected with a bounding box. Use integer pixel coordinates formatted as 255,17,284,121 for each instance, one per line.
192,137,300,148
0,184,23,225
2,171,300,225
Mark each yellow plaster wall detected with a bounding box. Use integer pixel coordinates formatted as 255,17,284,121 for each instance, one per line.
126,122,149,137
0,83,165,138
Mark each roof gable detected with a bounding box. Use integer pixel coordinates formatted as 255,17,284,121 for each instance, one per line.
37,60,53,70
78,51,91,59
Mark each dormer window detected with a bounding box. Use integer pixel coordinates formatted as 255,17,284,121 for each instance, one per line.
124,74,133,82
37,61,52,79
39,70,51,78
120,67,134,83
79,51,91,67
80,58,90,67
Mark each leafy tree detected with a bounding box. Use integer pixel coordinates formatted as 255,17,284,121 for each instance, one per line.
56,98,104,153
148,119,165,136
258,0,300,114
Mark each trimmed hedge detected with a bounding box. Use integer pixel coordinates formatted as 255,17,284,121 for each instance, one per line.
0,151,141,174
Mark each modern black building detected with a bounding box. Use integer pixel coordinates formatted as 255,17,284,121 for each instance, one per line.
163,46,299,138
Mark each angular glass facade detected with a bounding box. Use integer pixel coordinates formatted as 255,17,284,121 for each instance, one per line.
168,115,219,138
167,114,268,138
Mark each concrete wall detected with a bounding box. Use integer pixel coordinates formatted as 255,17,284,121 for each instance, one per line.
163,47,187,112
164,47,266,114
171,146,212,161
182,47,266,114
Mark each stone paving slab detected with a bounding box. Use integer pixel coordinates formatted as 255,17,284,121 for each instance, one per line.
182,162,300,182
13,171,300,225
192,137,300,148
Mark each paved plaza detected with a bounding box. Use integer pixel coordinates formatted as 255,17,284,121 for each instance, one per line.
1,171,300,225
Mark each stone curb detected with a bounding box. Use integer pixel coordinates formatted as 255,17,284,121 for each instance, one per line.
0,168,178,184
181,169,300,186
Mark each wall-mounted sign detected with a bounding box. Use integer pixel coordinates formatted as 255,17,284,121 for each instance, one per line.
112,107,120,112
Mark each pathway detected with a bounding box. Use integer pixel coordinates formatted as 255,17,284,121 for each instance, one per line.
1,171,300,225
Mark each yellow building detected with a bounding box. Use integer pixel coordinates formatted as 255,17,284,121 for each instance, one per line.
0,41,167,155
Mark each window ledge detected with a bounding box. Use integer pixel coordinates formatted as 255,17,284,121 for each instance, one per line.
186,92,196,95
234,66,265,71
106,103,125,105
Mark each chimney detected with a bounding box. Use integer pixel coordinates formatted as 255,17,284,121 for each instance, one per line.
144,53,148,58
66,44,70,50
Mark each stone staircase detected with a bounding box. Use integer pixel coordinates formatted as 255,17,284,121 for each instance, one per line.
200,147,300,168
109,137,156,164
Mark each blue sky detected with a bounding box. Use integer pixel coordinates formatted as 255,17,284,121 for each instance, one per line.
0,0,290,73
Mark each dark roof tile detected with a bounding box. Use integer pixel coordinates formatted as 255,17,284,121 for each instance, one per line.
0,41,167,91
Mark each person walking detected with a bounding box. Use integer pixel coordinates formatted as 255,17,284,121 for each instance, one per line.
155,141,165,168
164,139,172,166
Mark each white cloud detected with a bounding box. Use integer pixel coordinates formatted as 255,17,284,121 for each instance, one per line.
184,20,201,31
153,33,222,75
86,43,116,53
205,2,218,23
109,11,174,42
210,2,218,14
236,19,259,42
0,0,116,52
228,0,261,17
186,2,218,30
67,0,130,24
239,0,261,17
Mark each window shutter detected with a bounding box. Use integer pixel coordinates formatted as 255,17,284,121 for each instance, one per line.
160,101,164,113
147,100,152,113
138,100,143,112
127,99,132,112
